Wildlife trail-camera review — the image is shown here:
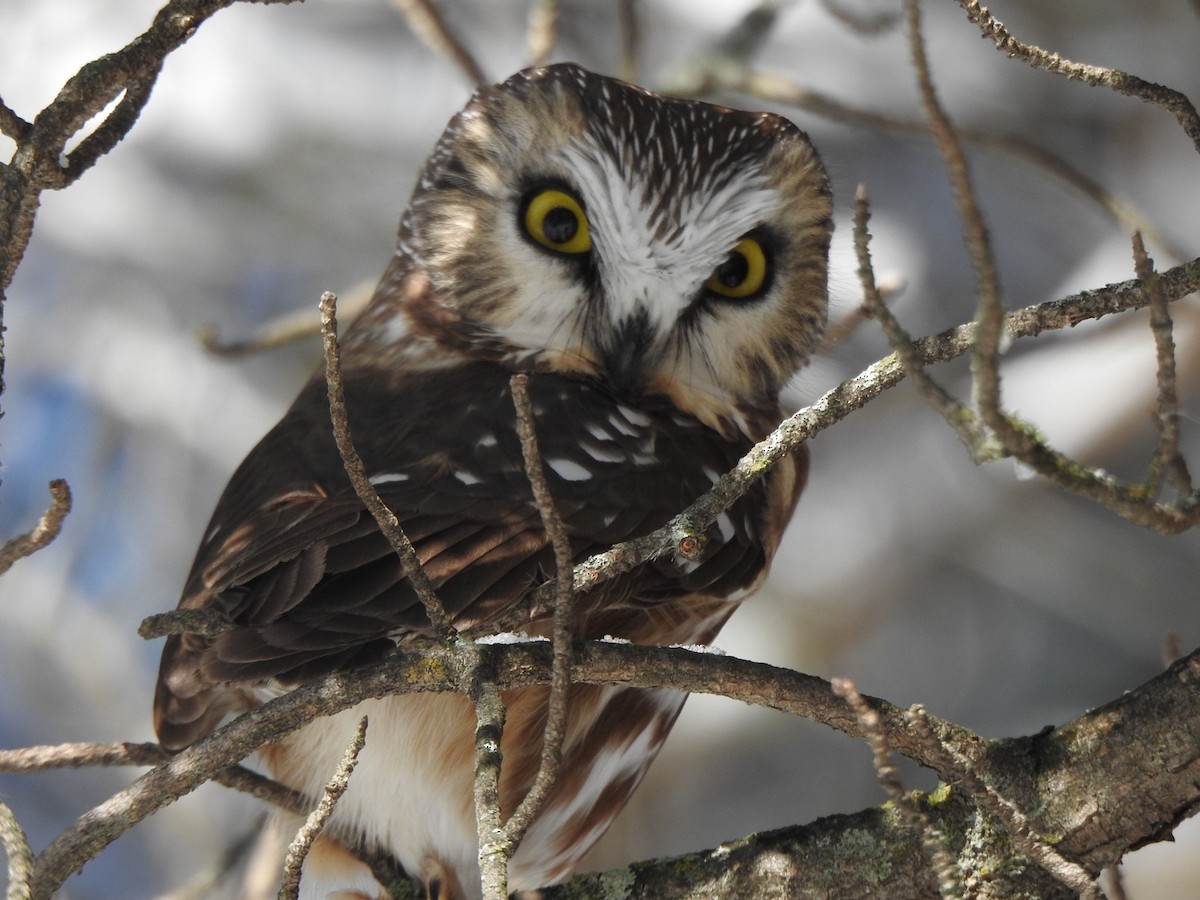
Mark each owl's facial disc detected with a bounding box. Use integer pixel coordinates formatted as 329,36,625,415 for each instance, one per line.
396,63,832,437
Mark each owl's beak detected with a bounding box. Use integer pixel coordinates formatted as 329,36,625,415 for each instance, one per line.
602,309,656,393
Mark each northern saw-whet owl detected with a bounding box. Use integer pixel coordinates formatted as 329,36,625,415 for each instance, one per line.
154,64,832,899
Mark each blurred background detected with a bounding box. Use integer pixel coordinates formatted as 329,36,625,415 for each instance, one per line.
1,0,1198,896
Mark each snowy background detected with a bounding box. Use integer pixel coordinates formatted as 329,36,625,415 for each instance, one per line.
1,0,1199,896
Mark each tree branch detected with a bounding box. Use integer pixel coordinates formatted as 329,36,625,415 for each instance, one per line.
318,291,453,638
500,375,576,855
277,716,369,900
389,0,487,85
0,479,71,576
955,0,1200,155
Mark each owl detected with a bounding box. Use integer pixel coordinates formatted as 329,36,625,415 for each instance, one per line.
154,64,831,899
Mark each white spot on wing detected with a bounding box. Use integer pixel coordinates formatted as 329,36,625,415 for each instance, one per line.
582,442,626,464
369,472,410,485
617,404,653,427
546,457,592,481
455,470,483,485
607,413,640,437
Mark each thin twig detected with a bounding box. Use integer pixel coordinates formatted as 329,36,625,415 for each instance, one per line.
905,0,1009,443
906,705,1102,899
0,740,311,818
157,818,264,900
616,0,640,82
0,479,72,577
706,68,1188,264
1,799,33,900
200,279,373,357
955,0,1200,156
526,0,560,67
391,0,487,85
472,676,508,900
318,291,453,637
501,375,576,851
854,185,997,461
817,274,904,351
1133,232,1191,498
833,680,963,900
711,0,786,63
820,0,901,35
138,608,232,639
278,716,369,900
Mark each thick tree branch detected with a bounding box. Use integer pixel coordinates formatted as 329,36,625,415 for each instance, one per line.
24,638,1200,898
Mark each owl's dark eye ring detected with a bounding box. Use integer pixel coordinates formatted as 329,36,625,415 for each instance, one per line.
521,188,592,255
706,235,770,299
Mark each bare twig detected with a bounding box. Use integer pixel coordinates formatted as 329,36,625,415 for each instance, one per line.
881,0,1200,536
906,705,1102,899
905,0,1007,438
0,740,310,818
157,819,264,900
820,0,901,35
665,0,785,91
719,68,1189,264
616,0,640,82
278,716,369,900
471,676,509,900
501,375,576,851
955,0,1200,156
854,185,996,461
138,608,232,639
390,0,487,85
2,0,297,298
526,0,560,67
1134,232,1192,498
318,291,453,637
200,280,373,357
1,799,33,900
833,679,963,900
817,273,904,351
0,479,72,576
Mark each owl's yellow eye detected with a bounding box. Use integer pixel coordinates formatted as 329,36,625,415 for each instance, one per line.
522,188,592,255
706,236,769,299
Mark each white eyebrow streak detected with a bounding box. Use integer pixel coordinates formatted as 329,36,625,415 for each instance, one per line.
561,140,778,279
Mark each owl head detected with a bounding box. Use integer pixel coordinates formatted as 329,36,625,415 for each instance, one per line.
358,63,832,439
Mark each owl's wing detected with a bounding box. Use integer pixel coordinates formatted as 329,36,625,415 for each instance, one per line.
153,364,793,750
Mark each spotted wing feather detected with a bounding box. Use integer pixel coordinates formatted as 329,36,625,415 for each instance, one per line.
154,362,792,750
